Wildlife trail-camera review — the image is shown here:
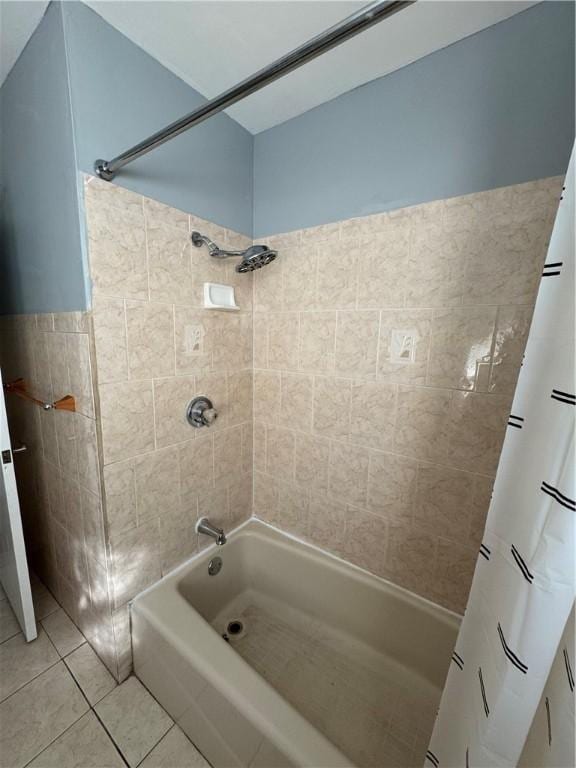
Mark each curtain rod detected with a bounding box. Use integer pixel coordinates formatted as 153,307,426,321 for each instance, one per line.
94,0,414,181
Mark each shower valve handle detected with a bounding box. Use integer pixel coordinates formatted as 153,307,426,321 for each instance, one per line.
186,396,218,428
202,407,217,425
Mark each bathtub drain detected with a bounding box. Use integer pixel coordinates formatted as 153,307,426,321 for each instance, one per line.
227,620,244,636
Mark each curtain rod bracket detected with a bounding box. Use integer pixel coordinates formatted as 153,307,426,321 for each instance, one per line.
94,159,116,182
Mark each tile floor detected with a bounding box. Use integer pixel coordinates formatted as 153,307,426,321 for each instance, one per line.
0,579,210,768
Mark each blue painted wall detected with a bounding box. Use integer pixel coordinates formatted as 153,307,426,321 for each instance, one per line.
0,2,87,314
62,2,253,238
253,2,575,236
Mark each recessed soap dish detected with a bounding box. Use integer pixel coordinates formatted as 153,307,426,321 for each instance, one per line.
203,282,239,311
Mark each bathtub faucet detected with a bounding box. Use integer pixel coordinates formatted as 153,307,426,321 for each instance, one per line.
196,517,227,546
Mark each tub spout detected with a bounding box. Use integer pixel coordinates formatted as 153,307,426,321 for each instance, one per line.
196,517,227,546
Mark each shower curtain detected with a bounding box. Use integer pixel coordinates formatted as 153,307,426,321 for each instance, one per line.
427,148,575,768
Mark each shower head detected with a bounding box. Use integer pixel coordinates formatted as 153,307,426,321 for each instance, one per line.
191,231,277,273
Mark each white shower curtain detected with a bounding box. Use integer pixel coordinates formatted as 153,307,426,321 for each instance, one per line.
427,148,575,768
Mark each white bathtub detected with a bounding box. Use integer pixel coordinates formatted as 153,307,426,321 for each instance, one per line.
132,520,459,768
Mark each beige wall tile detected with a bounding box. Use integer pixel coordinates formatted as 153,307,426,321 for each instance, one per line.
125,302,175,379
46,332,71,399
350,381,396,450
445,391,509,474
266,426,295,483
342,508,388,575
394,386,451,462
279,373,313,430
299,312,336,373
53,311,89,334
378,310,432,385
253,471,278,520
229,474,252,528
412,463,475,542
308,494,347,556
328,442,370,508
159,514,197,574
241,422,253,477
267,313,299,370
253,370,280,424
254,255,283,313
134,447,181,524
153,375,197,448
406,222,464,307
468,474,494,547
426,307,497,390
87,204,148,300
276,480,309,538
92,297,128,384
147,225,194,306
282,245,316,311
383,522,437,596
110,521,161,609
367,451,418,522
253,315,269,369
356,225,409,308
179,435,214,509
81,488,107,567
253,421,266,468
490,305,533,394
431,539,477,613
211,313,252,371
463,221,546,305
99,381,155,464
143,197,189,232
84,176,142,216
75,414,101,496
335,311,379,377
66,334,94,418
312,377,351,440
103,460,137,536
316,242,357,309
213,425,244,486
294,433,330,496
227,370,253,427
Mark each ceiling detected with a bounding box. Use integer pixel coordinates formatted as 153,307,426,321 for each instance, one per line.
2,1,538,134
0,1,50,87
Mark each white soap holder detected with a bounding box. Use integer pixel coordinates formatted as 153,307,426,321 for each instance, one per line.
203,282,239,311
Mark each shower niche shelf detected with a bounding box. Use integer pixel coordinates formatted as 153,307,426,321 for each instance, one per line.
203,282,239,311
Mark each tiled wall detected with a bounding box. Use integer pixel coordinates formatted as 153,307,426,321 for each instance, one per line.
252,177,562,613
0,312,120,675
84,177,254,674
0,175,561,684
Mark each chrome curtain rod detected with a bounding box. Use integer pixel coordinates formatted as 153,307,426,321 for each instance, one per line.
94,0,414,181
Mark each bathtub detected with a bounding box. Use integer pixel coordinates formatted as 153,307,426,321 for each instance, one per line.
132,520,459,768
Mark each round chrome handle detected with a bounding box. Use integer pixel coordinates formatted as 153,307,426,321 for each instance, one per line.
186,396,218,428
202,408,217,425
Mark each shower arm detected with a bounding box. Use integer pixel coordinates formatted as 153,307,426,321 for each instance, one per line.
191,231,248,259
94,0,414,182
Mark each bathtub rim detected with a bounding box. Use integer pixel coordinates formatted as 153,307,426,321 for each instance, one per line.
133,516,464,624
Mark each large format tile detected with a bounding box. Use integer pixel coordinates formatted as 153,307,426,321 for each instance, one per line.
95,677,173,767
0,628,59,702
139,725,210,768
28,711,124,768
41,608,85,657
31,581,59,620
65,642,117,705
0,661,89,768
99,380,155,463
0,598,20,642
